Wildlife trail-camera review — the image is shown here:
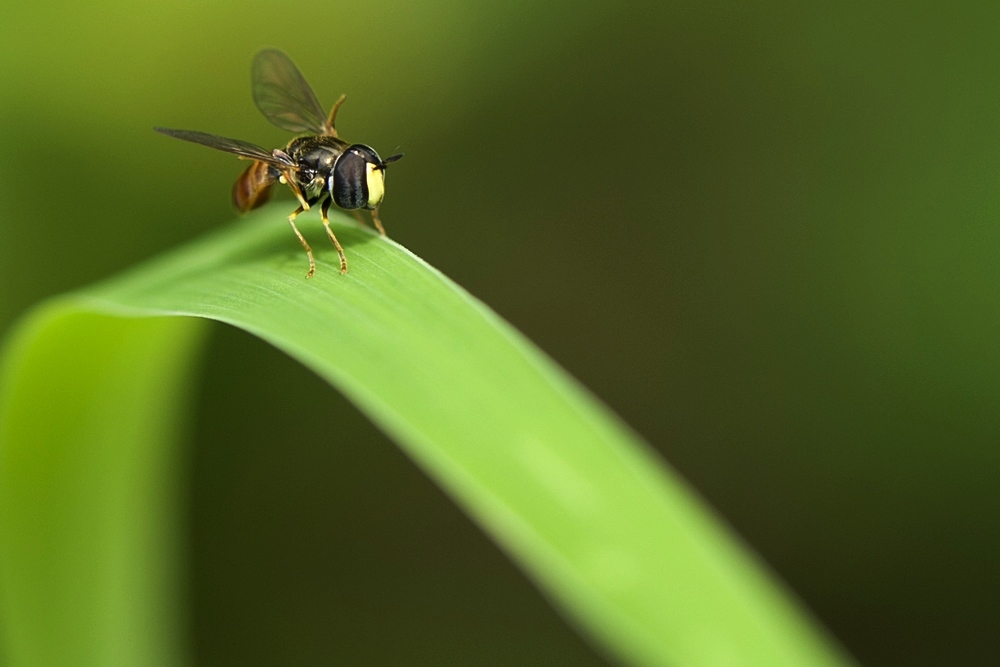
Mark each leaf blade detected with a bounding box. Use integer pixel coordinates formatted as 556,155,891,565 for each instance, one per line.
0,306,206,665
1,205,852,666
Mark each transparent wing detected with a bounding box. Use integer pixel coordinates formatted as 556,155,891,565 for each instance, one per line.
251,48,329,134
154,128,296,167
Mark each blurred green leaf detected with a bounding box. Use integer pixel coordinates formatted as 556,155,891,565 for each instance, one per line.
0,205,850,666
0,311,205,665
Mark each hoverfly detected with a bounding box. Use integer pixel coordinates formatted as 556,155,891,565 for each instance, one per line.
155,48,403,277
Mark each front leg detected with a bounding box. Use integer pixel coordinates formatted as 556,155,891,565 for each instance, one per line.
349,209,387,237
321,198,348,274
280,170,311,210
370,207,387,237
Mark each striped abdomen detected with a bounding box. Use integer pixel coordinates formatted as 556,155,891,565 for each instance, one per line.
232,160,280,212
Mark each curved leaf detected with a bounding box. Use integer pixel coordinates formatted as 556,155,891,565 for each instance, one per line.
0,205,851,666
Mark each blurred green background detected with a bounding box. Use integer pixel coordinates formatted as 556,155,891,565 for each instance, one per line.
2,1,999,664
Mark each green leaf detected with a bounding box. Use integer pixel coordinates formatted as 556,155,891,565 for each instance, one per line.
0,311,204,666
0,206,851,666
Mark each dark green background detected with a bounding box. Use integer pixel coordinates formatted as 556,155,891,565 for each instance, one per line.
2,2,998,664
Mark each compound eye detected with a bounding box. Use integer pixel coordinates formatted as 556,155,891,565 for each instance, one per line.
331,145,386,210
331,150,368,210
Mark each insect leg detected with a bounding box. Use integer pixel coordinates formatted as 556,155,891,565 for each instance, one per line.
370,208,387,237
287,205,316,278
321,198,349,274
349,209,385,236
281,170,311,210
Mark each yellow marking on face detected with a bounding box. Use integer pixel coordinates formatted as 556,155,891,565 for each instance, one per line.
366,163,385,208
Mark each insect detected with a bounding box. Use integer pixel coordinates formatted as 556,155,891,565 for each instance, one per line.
155,48,403,277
